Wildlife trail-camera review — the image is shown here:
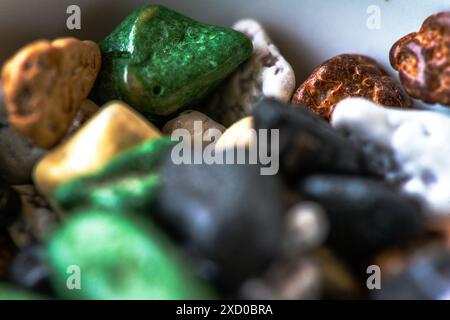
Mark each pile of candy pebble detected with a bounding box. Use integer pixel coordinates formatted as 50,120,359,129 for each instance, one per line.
0,5,450,300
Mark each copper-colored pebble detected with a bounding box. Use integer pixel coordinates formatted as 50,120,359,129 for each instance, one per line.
292,54,413,120
390,12,450,106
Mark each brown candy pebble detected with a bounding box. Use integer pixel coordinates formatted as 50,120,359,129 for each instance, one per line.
292,54,413,120
390,12,450,106
1,38,101,148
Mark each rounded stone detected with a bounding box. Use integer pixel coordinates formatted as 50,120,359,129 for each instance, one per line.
253,98,365,185
332,98,450,216
298,175,425,260
390,12,450,106
1,38,101,148
156,158,285,290
292,54,413,120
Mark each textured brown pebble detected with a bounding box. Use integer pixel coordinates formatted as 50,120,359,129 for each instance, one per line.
1,38,101,148
390,12,450,106
292,54,413,120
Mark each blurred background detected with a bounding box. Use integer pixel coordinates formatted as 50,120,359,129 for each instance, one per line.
0,0,447,95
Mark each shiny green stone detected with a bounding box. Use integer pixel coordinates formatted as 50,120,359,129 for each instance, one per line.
91,5,252,117
53,137,174,214
47,211,214,299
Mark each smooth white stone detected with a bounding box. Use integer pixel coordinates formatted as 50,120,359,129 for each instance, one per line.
204,19,296,126
331,98,450,216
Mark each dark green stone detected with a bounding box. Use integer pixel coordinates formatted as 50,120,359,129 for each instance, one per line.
91,5,252,117
47,211,214,299
53,137,174,214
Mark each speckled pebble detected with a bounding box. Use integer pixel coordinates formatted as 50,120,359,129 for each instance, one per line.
204,19,295,126
332,98,450,216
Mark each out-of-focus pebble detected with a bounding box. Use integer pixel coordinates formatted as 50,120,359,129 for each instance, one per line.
239,257,320,300
47,211,214,299
298,175,425,259
253,98,364,185
332,98,450,216
54,137,174,213
156,157,285,290
214,116,254,152
282,202,329,255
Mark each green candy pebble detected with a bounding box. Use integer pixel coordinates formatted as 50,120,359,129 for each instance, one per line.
54,137,174,213
91,5,252,117
47,211,214,300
